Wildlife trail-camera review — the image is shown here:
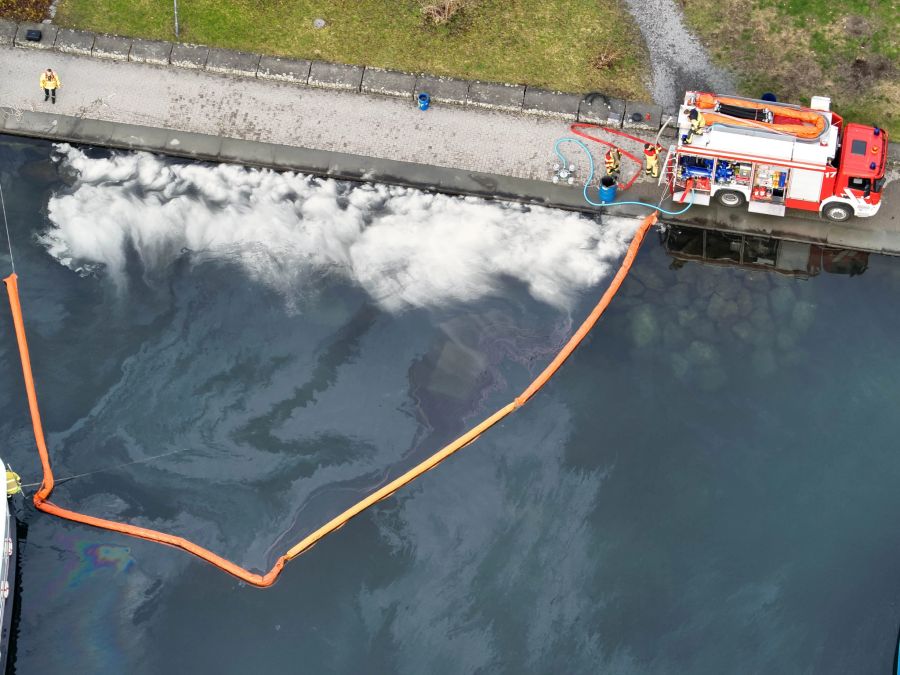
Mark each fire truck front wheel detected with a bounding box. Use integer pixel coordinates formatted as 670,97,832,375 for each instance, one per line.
715,190,746,208
823,203,854,222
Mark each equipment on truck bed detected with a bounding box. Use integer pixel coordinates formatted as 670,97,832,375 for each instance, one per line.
663,92,889,222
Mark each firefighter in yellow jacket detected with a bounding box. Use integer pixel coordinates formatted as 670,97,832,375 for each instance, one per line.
685,108,705,144
643,143,663,178
39,68,60,104
604,147,621,178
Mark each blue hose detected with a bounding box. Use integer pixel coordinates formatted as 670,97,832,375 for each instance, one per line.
554,137,694,215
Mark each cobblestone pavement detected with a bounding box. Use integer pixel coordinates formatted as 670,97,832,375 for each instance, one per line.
0,47,580,182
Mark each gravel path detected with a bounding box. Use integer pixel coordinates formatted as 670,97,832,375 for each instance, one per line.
620,0,736,110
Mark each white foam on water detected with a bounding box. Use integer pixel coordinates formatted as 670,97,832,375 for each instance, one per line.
44,145,639,311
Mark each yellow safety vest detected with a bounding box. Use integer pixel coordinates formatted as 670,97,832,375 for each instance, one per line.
6,470,20,496
39,73,60,90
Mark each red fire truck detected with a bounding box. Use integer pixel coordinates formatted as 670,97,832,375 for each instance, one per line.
665,92,888,222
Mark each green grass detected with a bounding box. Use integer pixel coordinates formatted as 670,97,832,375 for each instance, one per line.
683,0,900,135
53,0,650,99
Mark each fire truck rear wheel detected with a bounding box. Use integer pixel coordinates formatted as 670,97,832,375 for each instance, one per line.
823,203,854,222
715,190,746,208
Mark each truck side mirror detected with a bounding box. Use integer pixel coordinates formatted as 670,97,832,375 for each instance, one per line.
864,188,871,198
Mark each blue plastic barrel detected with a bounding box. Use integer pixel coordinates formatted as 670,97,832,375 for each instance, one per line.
417,93,431,111
599,176,617,204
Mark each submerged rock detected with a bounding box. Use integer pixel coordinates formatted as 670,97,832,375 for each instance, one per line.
629,305,659,347
677,307,699,328
666,283,693,308
632,265,667,292
716,273,743,300
695,270,720,298
697,366,727,391
686,339,720,367
735,288,754,317
776,328,798,351
769,285,796,318
781,349,808,367
613,296,642,309
791,300,816,334
662,320,687,351
751,348,777,377
671,352,690,380
622,277,646,298
746,325,775,348
707,292,739,323
749,306,772,329
731,321,753,343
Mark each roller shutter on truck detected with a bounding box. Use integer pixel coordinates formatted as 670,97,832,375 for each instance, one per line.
785,169,824,211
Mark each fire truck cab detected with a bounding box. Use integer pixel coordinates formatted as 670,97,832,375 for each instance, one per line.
666,92,888,222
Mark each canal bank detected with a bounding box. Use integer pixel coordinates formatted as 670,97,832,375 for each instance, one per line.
1,29,899,255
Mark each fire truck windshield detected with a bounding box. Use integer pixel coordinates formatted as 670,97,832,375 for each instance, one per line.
850,139,867,155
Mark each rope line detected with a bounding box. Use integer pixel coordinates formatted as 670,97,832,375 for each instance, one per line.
18,448,188,489
3,211,658,587
0,180,15,275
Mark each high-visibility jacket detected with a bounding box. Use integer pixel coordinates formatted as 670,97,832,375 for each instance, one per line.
604,149,621,171
644,144,662,176
39,72,60,90
643,144,661,160
690,112,706,134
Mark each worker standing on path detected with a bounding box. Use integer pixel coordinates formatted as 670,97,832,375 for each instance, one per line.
685,108,705,144
39,68,60,104
643,143,663,178
604,147,621,178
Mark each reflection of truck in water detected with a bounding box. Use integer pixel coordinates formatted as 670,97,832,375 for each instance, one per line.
665,92,888,222
663,225,869,278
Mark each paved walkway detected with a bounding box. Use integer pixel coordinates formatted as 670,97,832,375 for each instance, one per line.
0,46,580,182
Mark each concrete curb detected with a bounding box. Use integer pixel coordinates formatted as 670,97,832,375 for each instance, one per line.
257,55,310,84
92,33,130,61
14,21,57,49
467,81,525,112
170,42,208,69
523,88,581,121
623,101,662,130
55,27,94,56
414,75,469,106
129,38,172,66
362,68,416,99
206,48,260,77
308,61,363,91
0,19,15,46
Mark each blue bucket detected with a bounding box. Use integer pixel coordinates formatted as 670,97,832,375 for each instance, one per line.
599,176,617,204
417,92,431,111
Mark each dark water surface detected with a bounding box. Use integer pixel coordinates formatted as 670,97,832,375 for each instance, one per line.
1,136,900,674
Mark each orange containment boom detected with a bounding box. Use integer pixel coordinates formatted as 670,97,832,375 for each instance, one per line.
4,211,658,587
694,92,828,140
